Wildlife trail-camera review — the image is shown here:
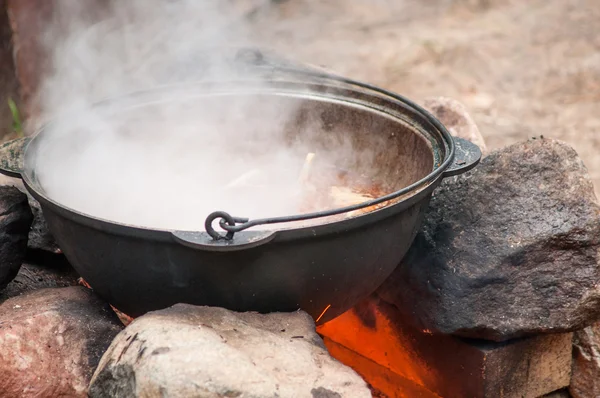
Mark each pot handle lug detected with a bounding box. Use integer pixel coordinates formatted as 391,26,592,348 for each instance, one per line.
443,137,482,178
171,230,276,252
0,137,29,179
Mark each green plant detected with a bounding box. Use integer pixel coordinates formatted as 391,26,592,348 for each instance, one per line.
7,98,23,137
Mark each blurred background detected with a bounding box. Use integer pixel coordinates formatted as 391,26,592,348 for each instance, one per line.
1,0,599,194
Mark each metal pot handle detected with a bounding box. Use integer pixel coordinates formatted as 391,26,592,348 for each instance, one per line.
0,137,29,179
442,137,482,178
171,229,277,252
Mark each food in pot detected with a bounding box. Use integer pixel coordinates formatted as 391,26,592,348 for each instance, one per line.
223,152,392,225
32,93,404,232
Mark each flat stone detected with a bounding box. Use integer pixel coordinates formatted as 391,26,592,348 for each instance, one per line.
0,286,123,397
89,305,370,398
377,138,600,341
319,296,573,398
0,185,33,290
570,321,600,398
422,96,488,155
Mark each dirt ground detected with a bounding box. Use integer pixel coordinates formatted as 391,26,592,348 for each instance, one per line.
253,0,600,196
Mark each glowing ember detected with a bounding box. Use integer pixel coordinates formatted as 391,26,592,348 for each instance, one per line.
315,304,332,323
78,278,134,326
317,297,442,397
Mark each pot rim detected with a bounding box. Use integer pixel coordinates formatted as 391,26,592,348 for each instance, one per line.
20,67,465,249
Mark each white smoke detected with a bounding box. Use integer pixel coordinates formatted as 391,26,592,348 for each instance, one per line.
31,0,381,231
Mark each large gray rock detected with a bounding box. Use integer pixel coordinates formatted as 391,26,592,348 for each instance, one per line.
570,322,600,398
0,286,123,397
0,185,33,289
378,138,600,341
89,305,370,398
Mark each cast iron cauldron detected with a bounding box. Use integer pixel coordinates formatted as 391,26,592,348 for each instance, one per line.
0,61,481,324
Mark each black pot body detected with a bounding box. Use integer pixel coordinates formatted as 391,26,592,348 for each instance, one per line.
38,189,433,324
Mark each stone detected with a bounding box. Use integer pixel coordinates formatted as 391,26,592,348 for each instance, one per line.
89,305,370,398
319,296,573,398
377,138,600,341
570,321,600,398
0,174,62,253
26,192,61,253
0,286,123,397
422,96,488,155
0,185,33,290
0,260,79,302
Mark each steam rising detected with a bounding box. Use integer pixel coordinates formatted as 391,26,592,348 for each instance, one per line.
32,0,379,231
